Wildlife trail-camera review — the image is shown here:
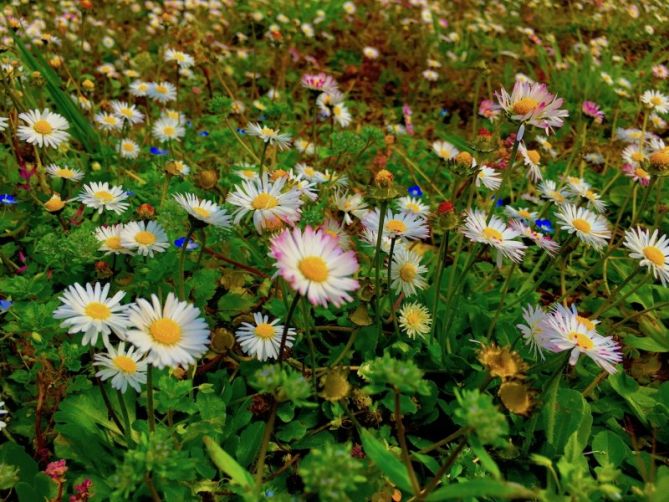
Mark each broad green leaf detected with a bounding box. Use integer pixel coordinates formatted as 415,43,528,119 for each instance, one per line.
592,431,629,467
426,479,536,500
203,436,253,489
359,429,413,494
236,421,265,467
470,439,501,479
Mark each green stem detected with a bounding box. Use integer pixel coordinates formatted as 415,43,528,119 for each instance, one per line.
147,365,155,433
254,399,278,488
373,201,389,327
593,270,647,318
117,389,133,446
430,231,449,341
330,329,359,368
394,389,421,495
611,301,669,328
279,293,301,365
96,378,124,433
419,437,468,499
178,227,195,300
258,141,269,178
485,262,517,339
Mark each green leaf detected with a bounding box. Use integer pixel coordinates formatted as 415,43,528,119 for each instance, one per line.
543,372,562,446
359,429,413,494
236,421,265,467
203,436,254,489
592,431,629,467
469,439,501,479
426,479,536,500
217,291,256,321
542,388,589,455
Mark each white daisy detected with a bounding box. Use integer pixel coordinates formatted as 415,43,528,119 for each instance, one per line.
396,196,430,219
461,209,526,263
235,312,296,361
505,206,537,222
333,190,367,225
53,282,129,346
95,112,123,132
95,224,131,255
539,180,570,205
390,245,428,297
246,122,292,150
121,221,169,257
17,108,70,148
125,293,210,369
518,143,543,182
111,101,144,125
165,48,195,68
622,145,648,167
432,140,459,161
118,138,140,159
153,117,185,143
173,193,232,228
46,164,84,182
332,103,352,127
516,304,550,359
641,90,669,114
476,165,502,191
129,80,151,97
0,116,8,132
94,342,148,393
495,81,568,133
556,204,610,250
294,138,316,155
362,209,430,241
0,401,7,431
148,81,177,103
623,227,669,286
78,182,129,214
295,163,327,184
398,302,432,339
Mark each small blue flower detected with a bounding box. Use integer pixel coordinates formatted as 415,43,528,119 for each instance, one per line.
0,194,17,205
125,191,135,197
535,218,554,234
150,146,168,156
237,128,246,135
198,130,209,137
264,490,275,498
439,108,449,118
495,198,505,207
408,185,423,197
0,299,12,312
174,237,199,250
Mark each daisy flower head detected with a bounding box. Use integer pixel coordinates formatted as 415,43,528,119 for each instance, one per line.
295,163,327,184
111,101,144,124
623,227,669,286
17,108,70,148
580,187,607,213
396,196,430,219
118,138,140,159
556,204,610,251
173,193,232,228
518,143,543,182
95,224,131,255
363,46,380,59
390,245,428,297
398,302,432,339
0,401,7,431
227,174,303,234
622,163,651,186
165,159,190,177
269,226,359,308
53,282,129,346
495,81,568,133
125,293,210,369
0,116,8,132
476,165,502,191
319,217,352,250
362,208,430,241
505,206,537,222
650,113,667,130
153,117,185,143
165,48,195,68
648,139,669,171
95,112,123,132
432,140,459,161
246,122,292,150
516,304,550,358
582,100,605,123
46,164,84,182
317,89,345,112
461,209,527,263
121,221,169,257
235,312,296,361
622,144,648,167
294,138,316,156
301,72,338,93
94,342,148,393
641,90,669,114
78,182,129,214
333,189,367,225
148,81,177,103
332,103,352,127
543,309,621,374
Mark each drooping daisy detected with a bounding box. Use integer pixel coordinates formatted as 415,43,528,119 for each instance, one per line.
246,122,292,150
398,302,432,339
46,164,84,182
582,101,605,123
396,196,430,219
623,227,669,286
148,81,177,103
301,73,338,93
362,209,430,241
235,312,296,361
641,90,669,114
543,310,622,374
95,112,123,132
111,101,144,125
505,206,537,222
622,163,651,186
129,80,151,97
461,209,526,263
227,174,303,234
118,138,140,159
518,143,543,181
0,401,7,431
17,108,70,148
53,282,129,346
539,180,570,205
317,89,344,113
78,182,129,214
94,342,148,393
319,217,352,250
516,304,550,358
95,224,131,255
270,226,359,307
390,245,428,297
580,188,607,213
295,163,327,184
153,117,185,143
495,81,568,133
432,140,459,161
121,221,169,257
476,166,502,191
287,171,318,201
173,193,232,228
165,48,195,68
332,190,367,225
125,293,210,369
556,204,610,250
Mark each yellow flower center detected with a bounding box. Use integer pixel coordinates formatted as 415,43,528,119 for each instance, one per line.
120,108,133,118
572,218,592,234
149,318,182,345
568,332,594,350
576,315,596,331
163,125,176,136
404,311,424,328
260,126,276,137
174,53,185,62
651,95,663,105
518,209,532,219
155,85,168,94
193,207,211,219
105,236,122,250
405,202,421,214
304,167,316,176
166,111,179,120
550,191,565,203
56,168,76,178
298,256,329,283
385,219,407,234
643,245,665,266
527,149,541,164
122,142,136,152
113,355,137,373
85,301,111,320
94,191,114,202
33,119,53,135
242,169,255,178
399,263,417,282
650,149,669,167
251,192,278,209
512,97,539,115
482,227,503,241
254,323,275,339
631,151,646,162
585,190,596,201
635,167,649,178
103,116,117,125
135,231,156,245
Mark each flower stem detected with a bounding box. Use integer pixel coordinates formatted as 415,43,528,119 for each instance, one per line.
420,437,467,498
178,226,195,300
279,293,301,365
254,399,278,489
117,389,133,446
386,237,398,324
96,377,124,433
258,141,269,178
373,200,389,327
485,262,517,339
394,389,421,495
430,230,449,341
147,365,156,433
593,268,646,318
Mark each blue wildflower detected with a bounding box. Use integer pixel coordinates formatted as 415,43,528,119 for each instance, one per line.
174,237,199,250
535,219,554,234
495,198,505,207
150,146,169,156
198,131,209,137
439,108,449,118
408,185,423,197
237,128,246,135
0,299,11,312
0,194,17,205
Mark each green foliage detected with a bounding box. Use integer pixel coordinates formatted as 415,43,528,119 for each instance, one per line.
298,443,367,501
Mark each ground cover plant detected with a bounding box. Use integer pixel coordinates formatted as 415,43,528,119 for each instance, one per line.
0,0,669,500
